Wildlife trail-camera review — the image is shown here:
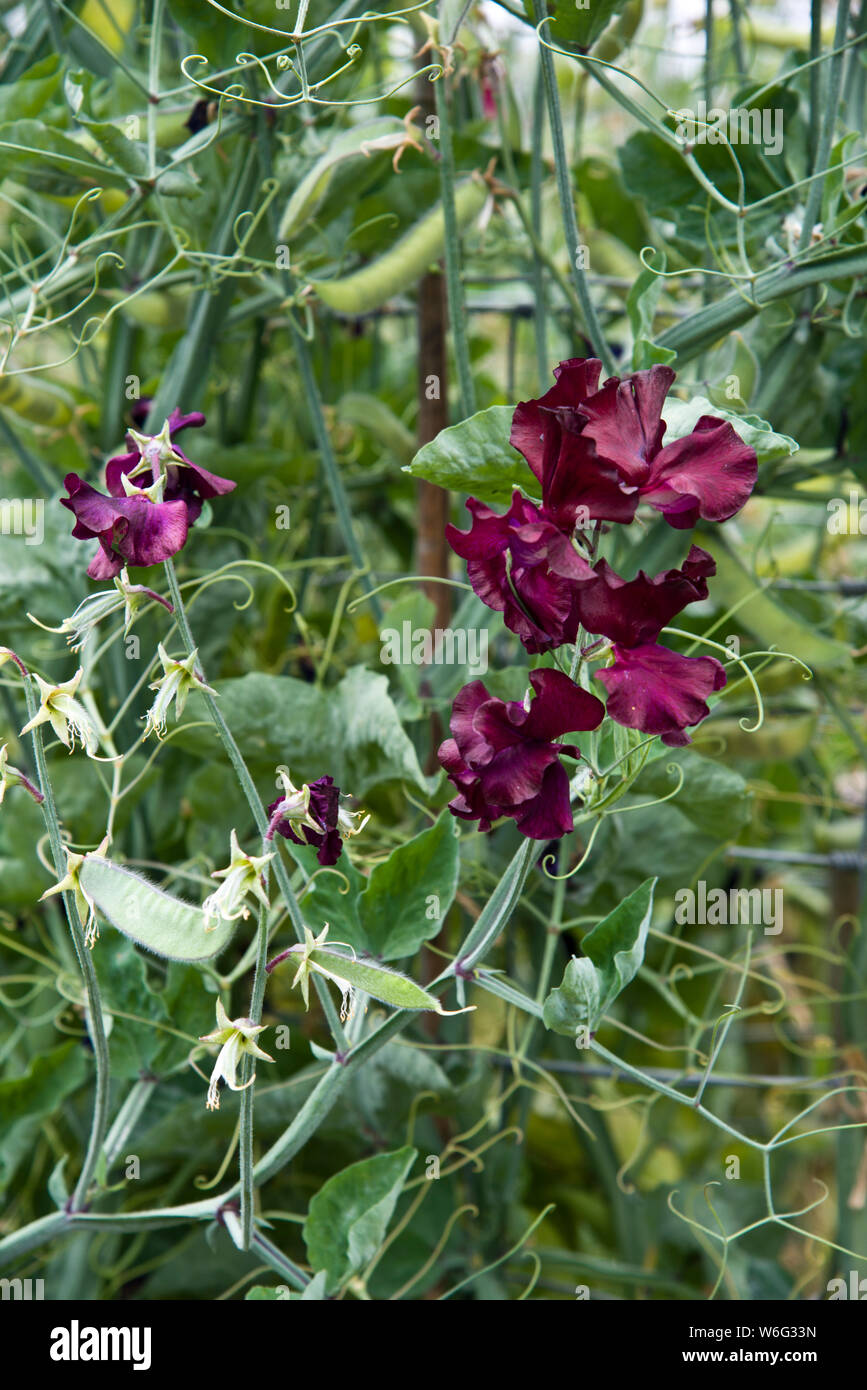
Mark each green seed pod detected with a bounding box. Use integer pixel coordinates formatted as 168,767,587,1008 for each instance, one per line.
308,947,444,1011
0,372,75,427
309,174,488,316
279,117,419,242
78,856,237,961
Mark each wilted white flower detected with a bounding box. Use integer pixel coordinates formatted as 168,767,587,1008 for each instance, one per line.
198,999,275,1110
20,668,100,756
202,829,273,930
142,644,216,740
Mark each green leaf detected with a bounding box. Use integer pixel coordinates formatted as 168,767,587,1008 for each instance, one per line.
662,395,798,465
0,1043,87,1192
358,812,459,959
0,56,63,124
0,119,130,194
542,955,602,1036
78,857,237,961
533,0,630,49
171,667,432,795
404,405,535,507
335,667,433,798
544,878,656,1034
303,1145,417,1293
246,1271,328,1300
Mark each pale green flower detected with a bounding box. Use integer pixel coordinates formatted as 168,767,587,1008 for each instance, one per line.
142,644,217,740
198,998,274,1110
20,668,100,755
202,829,273,931
40,837,110,948
29,568,172,651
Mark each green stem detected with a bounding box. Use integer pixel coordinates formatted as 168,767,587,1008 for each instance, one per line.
239,894,270,1249
434,74,476,419
809,0,823,171
531,1,615,372
162,558,346,1046
287,315,384,626
530,61,549,388
658,244,867,360
799,0,851,249
24,677,111,1211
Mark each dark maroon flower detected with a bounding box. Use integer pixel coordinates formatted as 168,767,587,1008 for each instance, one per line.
446,491,595,653
106,408,234,525
595,644,726,747
60,475,189,580
575,545,717,647
268,774,343,867
511,358,757,533
571,544,726,745
438,668,604,839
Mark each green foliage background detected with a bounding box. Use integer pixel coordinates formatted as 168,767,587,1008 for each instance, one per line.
0,0,865,1301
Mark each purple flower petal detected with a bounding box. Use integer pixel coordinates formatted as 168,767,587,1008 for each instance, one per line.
595,642,726,743
61,474,189,574
512,761,575,839
447,492,595,653
576,365,675,485
575,545,716,647
641,417,758,528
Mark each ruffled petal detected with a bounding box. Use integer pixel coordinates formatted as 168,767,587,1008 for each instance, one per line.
577,365,676,484
576,545,716,646
512,760,575,839
641,417,757,527
595,643,726,741
522,668,605,741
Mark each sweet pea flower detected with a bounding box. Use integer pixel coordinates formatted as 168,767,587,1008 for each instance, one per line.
574,545,726,746
142,644,217,741
511,358,757,533
20,668,100,756
62,410,235,579
40,837,110,948
595,644,726,747
61,472,189,581
198,999,275,1111
438,668,604,840
446,491,594,653
202,829,273,930
29,567,173,651
267,771,369,867
106,410,235,524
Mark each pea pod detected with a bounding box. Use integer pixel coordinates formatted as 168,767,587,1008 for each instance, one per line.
279,117,420,242
0,372,75,427
269,938,470,1015
78,856,237,961
309,174,488,316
